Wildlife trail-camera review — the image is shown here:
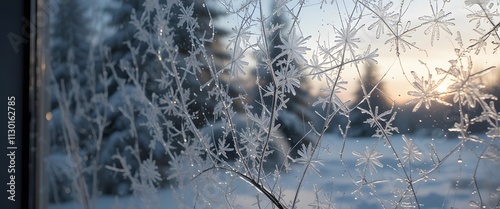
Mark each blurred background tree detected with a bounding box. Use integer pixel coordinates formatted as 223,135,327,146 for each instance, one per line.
250,1,322,154
349,62,391,137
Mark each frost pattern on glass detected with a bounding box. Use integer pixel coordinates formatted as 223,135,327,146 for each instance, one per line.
47,0,500,208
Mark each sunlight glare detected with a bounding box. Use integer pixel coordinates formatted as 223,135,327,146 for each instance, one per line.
436,84,448,93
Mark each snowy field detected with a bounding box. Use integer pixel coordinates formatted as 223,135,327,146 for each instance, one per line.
48,134,500,209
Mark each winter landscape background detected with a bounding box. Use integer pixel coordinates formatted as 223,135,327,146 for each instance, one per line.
44,0,499,208
48,134,499,208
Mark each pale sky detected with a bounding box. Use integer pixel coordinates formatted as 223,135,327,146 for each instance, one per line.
215,0,500,104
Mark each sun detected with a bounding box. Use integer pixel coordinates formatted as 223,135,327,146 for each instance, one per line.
435,80,454,93
436,84,448,93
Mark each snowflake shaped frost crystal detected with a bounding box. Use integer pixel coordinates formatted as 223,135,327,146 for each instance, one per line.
418,7,455,46
353,147,384,175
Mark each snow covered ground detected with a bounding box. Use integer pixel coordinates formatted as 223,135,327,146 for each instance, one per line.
48,134,500,209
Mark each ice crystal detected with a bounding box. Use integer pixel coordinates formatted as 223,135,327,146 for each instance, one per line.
275,64,301,95
402,135,423,163
384,21,417,55
353,147,384,175
367,0,398,39
177,3,195,27
418,7,455,46
139,158,162,185
290,144,323,175
333,21,362,55
229,45,249,77
406,70,450,112
358,105,391,128
275,28,311,64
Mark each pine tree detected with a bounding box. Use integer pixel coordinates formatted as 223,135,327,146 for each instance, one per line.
98,0,230,195
251,2,320,155
50,0,90,80
48,0,93,202
104,0,229,124
350,62,390,137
